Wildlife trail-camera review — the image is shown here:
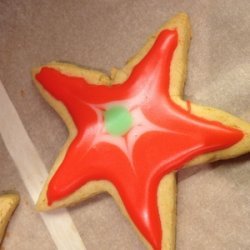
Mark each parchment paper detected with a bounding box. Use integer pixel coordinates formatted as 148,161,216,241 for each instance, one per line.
1,1,250,249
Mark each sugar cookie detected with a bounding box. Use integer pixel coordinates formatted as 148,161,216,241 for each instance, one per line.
0,193,19,244
33,13,250,250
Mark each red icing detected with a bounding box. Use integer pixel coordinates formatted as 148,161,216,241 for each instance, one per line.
35,30,243,249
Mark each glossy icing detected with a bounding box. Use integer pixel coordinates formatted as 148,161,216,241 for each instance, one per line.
35,29,243,249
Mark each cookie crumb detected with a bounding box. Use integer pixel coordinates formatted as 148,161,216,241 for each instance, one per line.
20,89,25,97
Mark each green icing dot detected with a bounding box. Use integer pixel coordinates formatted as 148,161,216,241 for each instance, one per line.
104,106,133,136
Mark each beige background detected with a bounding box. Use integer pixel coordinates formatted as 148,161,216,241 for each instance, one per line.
1,0,250,249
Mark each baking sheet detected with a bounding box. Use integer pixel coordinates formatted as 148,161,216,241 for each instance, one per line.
1,1,250,249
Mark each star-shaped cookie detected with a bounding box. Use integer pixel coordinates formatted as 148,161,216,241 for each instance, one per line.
0,193,19,245
33,13,250,250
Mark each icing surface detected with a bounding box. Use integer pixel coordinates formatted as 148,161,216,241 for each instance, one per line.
35,29,243,249
104,105,133,136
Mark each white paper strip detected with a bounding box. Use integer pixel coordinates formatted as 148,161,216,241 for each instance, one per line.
0,80,86,250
